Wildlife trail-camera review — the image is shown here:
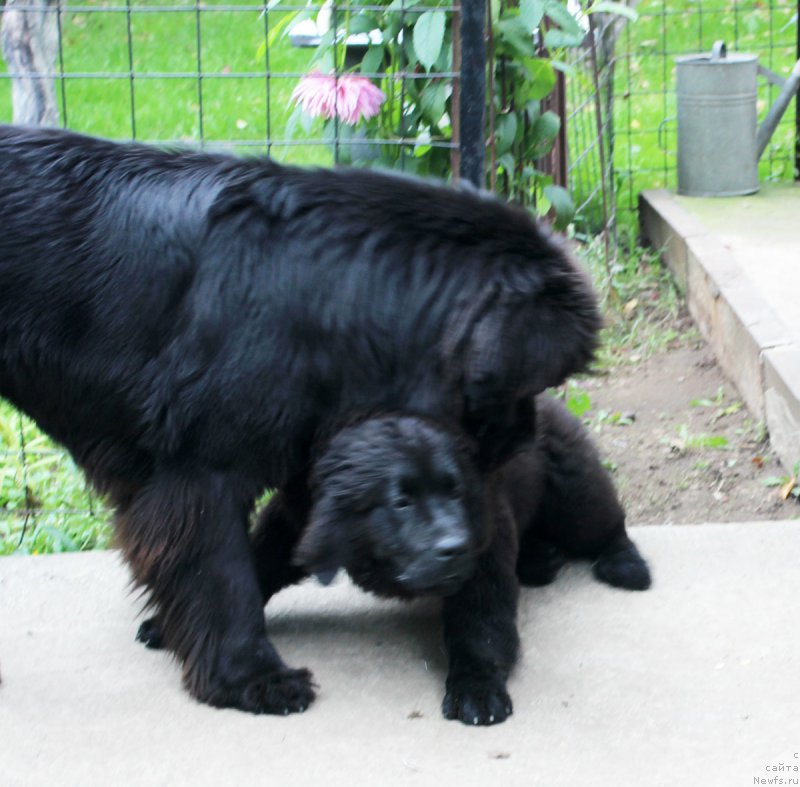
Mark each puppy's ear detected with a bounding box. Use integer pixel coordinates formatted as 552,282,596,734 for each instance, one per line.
292,494,347,583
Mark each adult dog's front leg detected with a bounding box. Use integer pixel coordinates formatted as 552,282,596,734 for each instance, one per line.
119,464,315,715
441,488,520,726
136,484,310,649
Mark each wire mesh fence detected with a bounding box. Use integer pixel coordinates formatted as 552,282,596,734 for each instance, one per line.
565,9,616,240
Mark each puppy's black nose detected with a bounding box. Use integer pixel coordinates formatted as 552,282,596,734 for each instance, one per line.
433,534,470,561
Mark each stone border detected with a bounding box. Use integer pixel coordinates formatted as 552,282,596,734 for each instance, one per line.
639,189,800,472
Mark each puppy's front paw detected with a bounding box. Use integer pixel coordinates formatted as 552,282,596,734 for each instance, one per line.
205,666,317,716
442,677,513,726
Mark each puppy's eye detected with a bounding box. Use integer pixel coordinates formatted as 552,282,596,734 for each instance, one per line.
440,475,459,495
392,495,411,510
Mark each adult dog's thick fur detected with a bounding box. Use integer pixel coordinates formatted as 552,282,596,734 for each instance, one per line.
141,396,650,725
0,126,600,715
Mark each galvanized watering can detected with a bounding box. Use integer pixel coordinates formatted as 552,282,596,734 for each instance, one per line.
676,41,800,196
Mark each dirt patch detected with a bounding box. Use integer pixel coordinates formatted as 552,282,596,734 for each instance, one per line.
578,312,799,526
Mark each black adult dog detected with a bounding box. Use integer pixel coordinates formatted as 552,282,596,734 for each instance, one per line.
140,395,650,725
0,125,600,717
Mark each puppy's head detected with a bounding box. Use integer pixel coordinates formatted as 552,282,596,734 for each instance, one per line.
294,415,486,598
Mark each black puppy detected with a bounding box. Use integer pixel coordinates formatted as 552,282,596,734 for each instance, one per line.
141,396,649,725
0,126,600,715
507,395,650,592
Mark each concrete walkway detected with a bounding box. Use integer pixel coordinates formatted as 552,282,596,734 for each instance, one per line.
2,522,800,786
640,184,800,472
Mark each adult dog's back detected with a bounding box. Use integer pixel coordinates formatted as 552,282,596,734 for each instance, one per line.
0,125,600,714
0,125,598,484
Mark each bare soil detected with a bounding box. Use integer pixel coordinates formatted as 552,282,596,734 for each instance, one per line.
582,311,799,526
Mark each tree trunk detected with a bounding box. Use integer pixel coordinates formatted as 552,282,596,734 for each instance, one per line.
1,0,60,126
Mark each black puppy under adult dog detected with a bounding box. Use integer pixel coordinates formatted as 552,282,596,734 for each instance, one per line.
140,395,649,724
0,126,600,717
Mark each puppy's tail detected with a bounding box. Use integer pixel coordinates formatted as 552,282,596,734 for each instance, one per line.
592,534,651,591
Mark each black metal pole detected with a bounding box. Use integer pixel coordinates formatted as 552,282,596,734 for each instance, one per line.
459,0,486,188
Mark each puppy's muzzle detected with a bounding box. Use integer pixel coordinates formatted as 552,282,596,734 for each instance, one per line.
396,533,475,596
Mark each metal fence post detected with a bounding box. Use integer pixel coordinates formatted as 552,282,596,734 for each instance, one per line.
458,0,486,188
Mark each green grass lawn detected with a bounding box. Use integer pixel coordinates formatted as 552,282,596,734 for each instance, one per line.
0,402,112,554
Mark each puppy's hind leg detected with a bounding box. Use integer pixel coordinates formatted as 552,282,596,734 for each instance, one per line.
515,530,566,587
441,489,520,726
118,464,315,714
592,531,651,591
250,484,312,603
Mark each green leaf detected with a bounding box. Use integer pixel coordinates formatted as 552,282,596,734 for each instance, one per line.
544,0,584,35
348,14,377,35
543,27,585,48
761,476,786,487
496,152,516,174
687,434,729,449
433,30,453,72
311,29,336,66
523,57,556,100
413,10,446,72
495,17,536,58
543,184,575,229
550,58,576,75
528,109,561,158
420,82,448,126
565,386,592,418
414,128,432,158
284,105,299,139
403,30,419,68
494,111,518,156
520,0,546,31
264,8,308,50
525,100,542,124
589,1,638,21
360,44,385,75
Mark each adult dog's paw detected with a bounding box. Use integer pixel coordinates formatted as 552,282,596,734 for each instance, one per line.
205,666,317,716
442,677,513,726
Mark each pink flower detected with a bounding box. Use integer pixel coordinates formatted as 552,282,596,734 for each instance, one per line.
291,71,385,125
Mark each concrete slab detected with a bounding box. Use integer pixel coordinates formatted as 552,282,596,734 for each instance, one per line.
2,523,800,786
679,184,800,349
640,186,800,471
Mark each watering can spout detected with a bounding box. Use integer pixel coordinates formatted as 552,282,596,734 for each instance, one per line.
756,59,800,161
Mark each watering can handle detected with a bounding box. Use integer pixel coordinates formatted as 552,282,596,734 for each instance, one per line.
710,40,727,60
657,116,677,153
